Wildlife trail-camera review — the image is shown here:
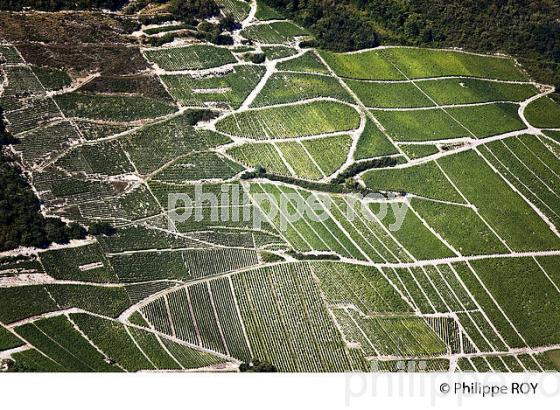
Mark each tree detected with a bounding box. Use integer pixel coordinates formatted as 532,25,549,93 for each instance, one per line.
88,222,116,236
219,14,240,32
44,218,69,245
168,0,221,21
65,222,87,240
251,53,266,64
0,107,17,146
239,359,277,372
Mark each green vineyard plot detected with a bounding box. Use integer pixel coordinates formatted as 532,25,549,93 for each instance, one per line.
525,96,560,128
215,100,361,139
2,3,560,374
417,78,538,105
54,93,176,122
346,80,435,108
381,48,528,81
240,21,308,44
144,45,237,71
161,65,266,108
251,72,354,107
277,50,330,74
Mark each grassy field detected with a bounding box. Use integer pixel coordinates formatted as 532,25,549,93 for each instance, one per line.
310,262,412,314
354,118,399,159
261,45,298,60
152,152,244,182
446,103,525,138
122,114,229,175
217,0,251,21
231,263,356,371
400,144,439,159
466,257,560,347
233,135,355,180
40,243,118,283
478,137,560,228
227,142,290,175
411,198,509,255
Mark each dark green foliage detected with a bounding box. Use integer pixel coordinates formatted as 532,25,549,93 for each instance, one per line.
142,33,177,48
285,251,340,261
241,164,386,197
88,222,116,237
332,156,398,183
262,0,560,87
212,33,234,45
0,107,17,146
251,53,266,64
44,217,69,245
0,155,85,251
184,109,218,125
261,0,379,51
66,222,87,240
219,13,240,32
0,0,128,11
239,359,278,372
137,13,176,25
169,0,220,21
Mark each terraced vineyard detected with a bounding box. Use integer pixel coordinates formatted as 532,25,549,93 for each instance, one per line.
1,0,560,374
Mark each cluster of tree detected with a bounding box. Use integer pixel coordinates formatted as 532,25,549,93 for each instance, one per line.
0,155,89,251
168,0,220,21
184,109,218,125
1,107,114,251
88,221,116,236
285,250,340,261
332,156,398,184
0,0,127,11
0,108,17,146
261,0,379,51
239,359,278,372
193,19,235,45
240,165,385,197
251,52,266,64
262,0,560,88
139,1,240,47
